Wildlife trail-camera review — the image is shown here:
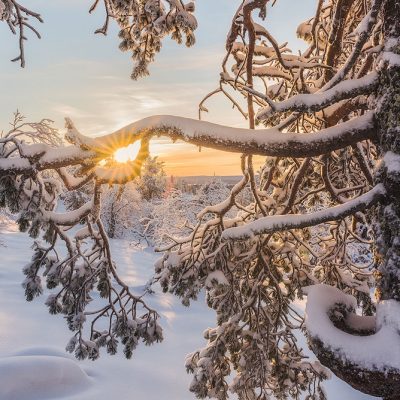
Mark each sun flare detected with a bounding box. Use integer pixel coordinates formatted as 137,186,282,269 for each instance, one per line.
113,142,141,163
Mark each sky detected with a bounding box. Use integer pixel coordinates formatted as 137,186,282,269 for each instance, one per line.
0,0,317,176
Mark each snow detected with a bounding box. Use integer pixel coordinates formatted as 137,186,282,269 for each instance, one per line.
0,355,91,400
0,157,31,173
222,184,385,240
382,37,400,67
205,271,229,287
58,168,90,190
0,145,95,175
0,223,380,400
257,72,378,120
305,284,400,372
74,112,375,159
0,224,215,400
354,9,372,36
382,151,400,175
41,201,93,225
381,51,400,67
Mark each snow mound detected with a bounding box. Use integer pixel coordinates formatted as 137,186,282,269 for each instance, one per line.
305,284,400,372
9,346,72,358
0,354,91,400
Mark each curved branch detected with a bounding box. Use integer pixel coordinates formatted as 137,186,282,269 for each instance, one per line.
41,201,92,226
305,284,400,399
0,112,377,179
74,112,377,159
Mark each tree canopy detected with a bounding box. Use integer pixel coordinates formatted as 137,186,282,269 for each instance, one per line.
1,0,400,399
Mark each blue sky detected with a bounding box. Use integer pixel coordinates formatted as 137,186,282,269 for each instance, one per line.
0,0,316,175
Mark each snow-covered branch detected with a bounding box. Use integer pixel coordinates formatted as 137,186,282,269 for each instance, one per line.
321,0,384,91
0,0,43,67
222,184,385,241
40,200,92,226
0,144,96,175
72,112,376,160
305,284,400,398
257,73,378,120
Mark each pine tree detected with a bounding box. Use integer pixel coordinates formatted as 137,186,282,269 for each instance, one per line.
136,156,167,201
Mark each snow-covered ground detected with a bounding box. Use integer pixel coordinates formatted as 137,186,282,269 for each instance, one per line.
0,221,379,400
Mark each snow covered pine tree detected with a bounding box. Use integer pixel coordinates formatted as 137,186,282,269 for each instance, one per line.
1,0,400,399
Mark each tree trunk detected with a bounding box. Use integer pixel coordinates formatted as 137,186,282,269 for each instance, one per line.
309,1,400,397
374,0,400,302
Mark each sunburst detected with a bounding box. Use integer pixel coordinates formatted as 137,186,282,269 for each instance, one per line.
113,142,141,163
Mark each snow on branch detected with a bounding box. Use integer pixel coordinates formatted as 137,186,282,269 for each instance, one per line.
71,112,377,160
257,72,378,121
40,200,92,226
0,144,97,175
221,184,385,241
1,112,376,180
304,284,400,372
0,0,43,67
321,0,383,91
90,0,198,80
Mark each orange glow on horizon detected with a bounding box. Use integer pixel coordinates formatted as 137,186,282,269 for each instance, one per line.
110,138,265,176
153,144,266,177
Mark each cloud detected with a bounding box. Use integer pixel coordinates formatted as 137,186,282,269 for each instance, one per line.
52,79,209,137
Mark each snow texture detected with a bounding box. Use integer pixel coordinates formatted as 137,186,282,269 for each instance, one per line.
383,151,400,175
68,112,375,159
0,355,91,400
0,223,379,399
222,184,385,240
305,284,400,372
257,72,378,120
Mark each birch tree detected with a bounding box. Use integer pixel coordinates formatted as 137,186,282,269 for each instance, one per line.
1,0,400,399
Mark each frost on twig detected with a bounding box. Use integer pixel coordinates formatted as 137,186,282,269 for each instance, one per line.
0,0,43,67
91,0,198,80
1,0,197,78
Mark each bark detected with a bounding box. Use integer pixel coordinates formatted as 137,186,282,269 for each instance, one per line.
324,0,353,82
309,337,400,398
308,1,400,397
374,0,400,301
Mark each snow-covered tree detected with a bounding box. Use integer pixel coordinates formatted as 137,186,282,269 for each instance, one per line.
0,0,197,77
196,179,231,207
1,1,400,399
143,179,231,248
136,156,167,200
101,182,142,238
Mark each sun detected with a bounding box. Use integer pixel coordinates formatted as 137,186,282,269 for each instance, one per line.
113,142,141,163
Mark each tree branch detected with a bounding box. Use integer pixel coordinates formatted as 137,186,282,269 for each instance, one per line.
72,112,377,159
257,72,378,120
221,184,385,240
